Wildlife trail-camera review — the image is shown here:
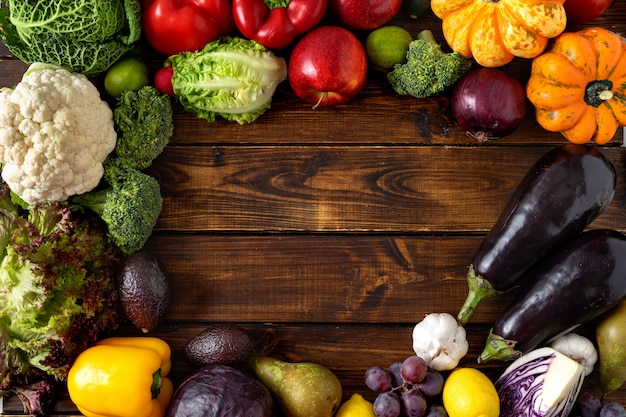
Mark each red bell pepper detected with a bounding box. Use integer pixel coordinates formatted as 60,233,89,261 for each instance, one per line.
141,0,235,56
232,0,327,50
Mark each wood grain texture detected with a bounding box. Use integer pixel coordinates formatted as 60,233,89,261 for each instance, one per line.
1,1,625,415
150,146,626,232
149,234,497,322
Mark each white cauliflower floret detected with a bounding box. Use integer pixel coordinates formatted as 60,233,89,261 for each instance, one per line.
0,63,116,204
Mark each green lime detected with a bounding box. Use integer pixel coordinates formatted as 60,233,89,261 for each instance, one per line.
104,57,149,98
365,25,413,72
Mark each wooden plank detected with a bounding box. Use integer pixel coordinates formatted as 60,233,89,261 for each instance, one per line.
150,146,626,232
147,234,514,324
168,88,597,146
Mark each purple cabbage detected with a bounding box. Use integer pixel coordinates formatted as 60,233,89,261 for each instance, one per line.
496,347,585,417
166,364,275,417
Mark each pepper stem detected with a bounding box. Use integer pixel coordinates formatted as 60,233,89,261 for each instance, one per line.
151,369,163,399
263,0,290,9
478,330,522,363
456,265,498,325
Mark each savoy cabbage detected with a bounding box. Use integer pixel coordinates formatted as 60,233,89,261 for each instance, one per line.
0,0,142,76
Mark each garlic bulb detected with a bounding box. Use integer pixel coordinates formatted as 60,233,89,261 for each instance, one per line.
412,312,469,371
550,332,597,376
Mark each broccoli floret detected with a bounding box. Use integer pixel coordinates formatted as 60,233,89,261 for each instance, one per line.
72,162,163,256
387,30,473,99
112,85,174,171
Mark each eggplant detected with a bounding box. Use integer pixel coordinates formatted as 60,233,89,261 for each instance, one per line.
479,229,626,363
457,144,616,325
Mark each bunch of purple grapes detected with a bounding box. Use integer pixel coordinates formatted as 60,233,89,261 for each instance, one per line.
570,391,626,417
364,355,447,417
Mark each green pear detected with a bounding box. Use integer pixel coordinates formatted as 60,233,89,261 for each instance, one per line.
597,301,626,396
250,356,342,417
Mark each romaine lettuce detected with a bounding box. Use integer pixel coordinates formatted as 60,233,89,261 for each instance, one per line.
169,37,287,125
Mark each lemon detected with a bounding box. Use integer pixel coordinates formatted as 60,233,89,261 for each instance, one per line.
335,393,376,417
365,25,413,72
104,56,149,98
442,368,500,417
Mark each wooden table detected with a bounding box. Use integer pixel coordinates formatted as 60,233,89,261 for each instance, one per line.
1,3,626,415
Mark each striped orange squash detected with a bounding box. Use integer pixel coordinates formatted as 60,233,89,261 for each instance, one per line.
527,27,626,145
430,0,567,68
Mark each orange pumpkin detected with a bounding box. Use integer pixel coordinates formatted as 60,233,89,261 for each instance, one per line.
527,27,626,145
430,0,567,68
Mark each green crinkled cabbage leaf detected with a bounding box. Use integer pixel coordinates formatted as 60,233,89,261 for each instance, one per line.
0,0,141,76
170,37,287,125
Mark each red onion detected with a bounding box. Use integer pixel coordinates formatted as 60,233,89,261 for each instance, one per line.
451,67,527,141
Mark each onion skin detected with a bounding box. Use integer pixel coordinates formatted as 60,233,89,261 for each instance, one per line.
451,68,527,141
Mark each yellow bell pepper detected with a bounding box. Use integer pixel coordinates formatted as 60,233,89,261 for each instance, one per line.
67,337,173,417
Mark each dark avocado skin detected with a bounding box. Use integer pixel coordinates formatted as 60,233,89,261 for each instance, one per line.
184,323,256,368
118,248,170,333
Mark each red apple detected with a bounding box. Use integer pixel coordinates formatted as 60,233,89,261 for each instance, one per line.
288,26,368,108
329,0,403,30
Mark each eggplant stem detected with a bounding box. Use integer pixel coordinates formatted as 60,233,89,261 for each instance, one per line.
456,265,498,325
478,330,522,363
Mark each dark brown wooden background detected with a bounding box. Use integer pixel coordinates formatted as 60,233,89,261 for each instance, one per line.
1,2,626,415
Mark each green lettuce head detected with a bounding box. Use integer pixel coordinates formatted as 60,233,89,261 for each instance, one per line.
169,36,287,125
0,0,142,76
0,184,120,416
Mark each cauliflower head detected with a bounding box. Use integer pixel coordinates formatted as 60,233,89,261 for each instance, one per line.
0,63,116,204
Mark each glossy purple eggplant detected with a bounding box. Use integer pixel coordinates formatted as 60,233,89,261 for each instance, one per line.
479,229,626,363
457,144,616,325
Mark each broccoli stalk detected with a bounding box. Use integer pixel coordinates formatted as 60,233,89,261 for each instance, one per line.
70,85,171,256
72,80,171,255
71,163,163,256
387,30,473,99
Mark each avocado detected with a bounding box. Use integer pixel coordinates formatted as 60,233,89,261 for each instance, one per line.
118,248,171,333
184,323,256,368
